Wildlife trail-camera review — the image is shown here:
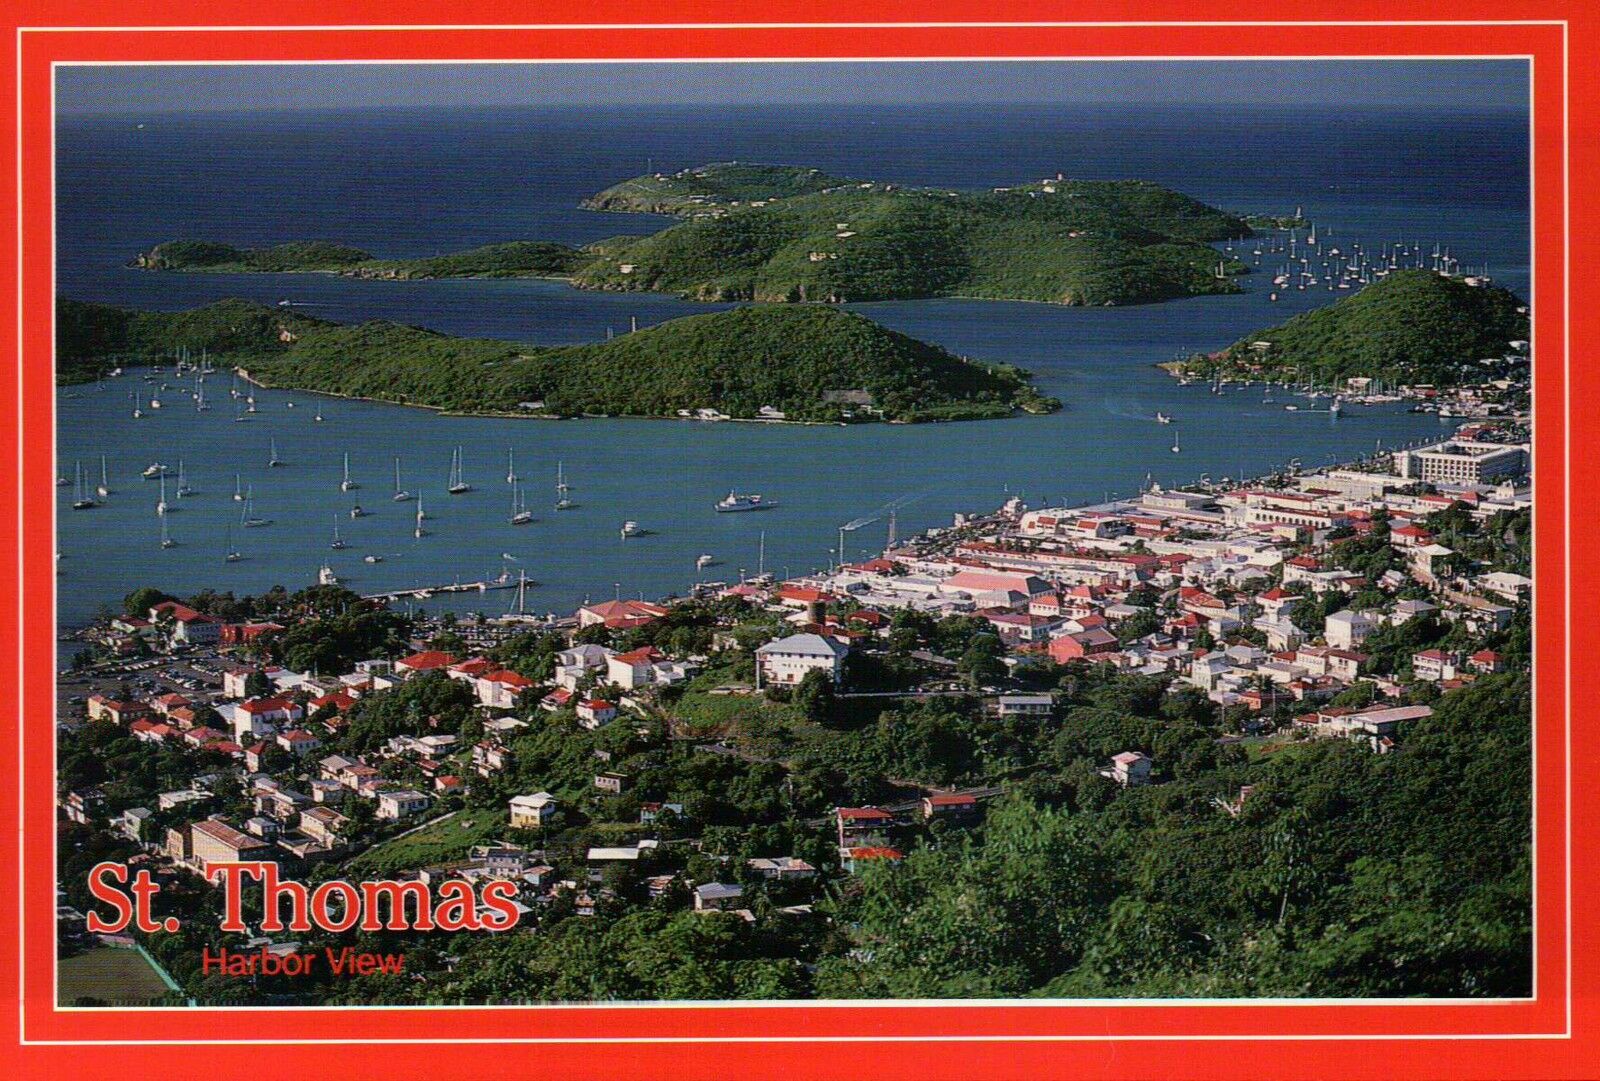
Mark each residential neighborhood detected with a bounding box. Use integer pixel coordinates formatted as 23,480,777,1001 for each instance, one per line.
56,417,1532,1005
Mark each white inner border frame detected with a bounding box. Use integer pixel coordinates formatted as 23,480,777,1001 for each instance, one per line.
17,20,1569,1046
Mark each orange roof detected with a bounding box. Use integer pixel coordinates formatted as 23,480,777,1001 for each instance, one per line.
398,650,458,671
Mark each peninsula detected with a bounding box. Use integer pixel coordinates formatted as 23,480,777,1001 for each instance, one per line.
134,161,1266,307
56,297,1058,422
1171,270,1530,387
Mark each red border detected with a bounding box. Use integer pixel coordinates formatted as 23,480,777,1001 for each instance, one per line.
4,6,1592,1078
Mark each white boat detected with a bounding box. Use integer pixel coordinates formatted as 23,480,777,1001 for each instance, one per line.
330,516,347,550
224,526,242,563
148,396,161,410
506,448,519,485
553,461,574,510
447,446,471,493
391,458,412,502
240,486,270,528
268,439,284,467
1285,404,1300,412
620,520,641,538
413,496,427,538
175,460,193,497
314,408,324,422
363,554,383,564
350,504,366,518
340,452,358,491
318,564,339,586
70,462,96,510
716,491,777,513
96,456,111,499
1171,436,1181,454
696,554,715,569
1155,412,1172,425
233,474,244,502
509,482,533,525
155,473,169,517
159,515,175,549
142,462,168,479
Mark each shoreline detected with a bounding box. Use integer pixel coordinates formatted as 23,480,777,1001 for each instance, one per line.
231,370,1038,427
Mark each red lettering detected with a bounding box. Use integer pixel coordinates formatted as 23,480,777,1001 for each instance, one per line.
310,880,361,933
130,869,164,933
433,879,480,931
207,862,267,932
478,880,522,931
259,862,309,932
359,880,433,931
84,862,132,933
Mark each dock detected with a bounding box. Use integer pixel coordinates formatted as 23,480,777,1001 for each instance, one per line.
362,576,528,603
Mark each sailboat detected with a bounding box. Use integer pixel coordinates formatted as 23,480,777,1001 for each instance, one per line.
1171,434,1181,454
447,446,471,494
554,460,573,510
506,448,519,485
340,452,358,491
175,459,193,497
509,481,533,525
155,472,169,517
240,485,270,528
314,407,324,422
233,474,244,502
71,462,96,510
159,514,175,549
330,515,347,550
413,496,427,538
268,439,284,467
224,526,242,562
391,457,412,502
95,456,111,499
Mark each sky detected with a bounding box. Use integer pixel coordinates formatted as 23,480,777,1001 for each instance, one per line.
56,60,1529,114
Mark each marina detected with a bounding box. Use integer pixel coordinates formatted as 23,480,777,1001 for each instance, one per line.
53,102,1526,636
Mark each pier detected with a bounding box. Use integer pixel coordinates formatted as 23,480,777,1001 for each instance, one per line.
361,576,528,603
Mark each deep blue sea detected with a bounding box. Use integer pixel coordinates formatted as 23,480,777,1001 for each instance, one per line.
54,103,1530,633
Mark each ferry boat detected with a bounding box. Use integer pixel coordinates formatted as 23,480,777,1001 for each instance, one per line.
716,491,777,513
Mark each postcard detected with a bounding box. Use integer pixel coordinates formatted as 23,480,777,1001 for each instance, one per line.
1,4,1592,1079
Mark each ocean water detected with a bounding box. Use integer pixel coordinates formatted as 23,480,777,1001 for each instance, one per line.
53,103,1530,631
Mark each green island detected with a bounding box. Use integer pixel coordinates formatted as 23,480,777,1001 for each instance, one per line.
1172,270,1530,386
134,161,1269,307
56,297,1058,422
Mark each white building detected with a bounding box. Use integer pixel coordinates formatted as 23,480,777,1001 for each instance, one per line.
376,790,431,821
509,792,560,829
1324,610,1379,650
755,633,848,688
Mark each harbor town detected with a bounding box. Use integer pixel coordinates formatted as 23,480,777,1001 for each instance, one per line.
56,402,1532,1003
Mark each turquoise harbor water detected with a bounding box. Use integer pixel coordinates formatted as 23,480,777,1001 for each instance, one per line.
54,103,1529,631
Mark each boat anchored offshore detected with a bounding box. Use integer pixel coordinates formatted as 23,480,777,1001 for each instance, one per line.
448,446,472,494
1155,412,1172,425
696,553,716,569
716,491,778,513
620,520,641,538
392,457,412,502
